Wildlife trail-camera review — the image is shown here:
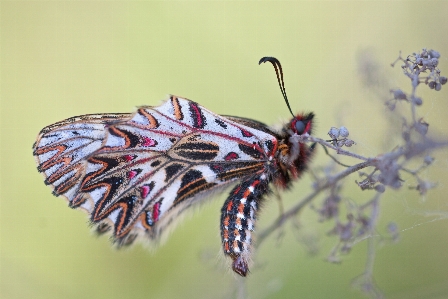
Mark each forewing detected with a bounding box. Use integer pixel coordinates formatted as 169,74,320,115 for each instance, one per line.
33,96,278,246
222,115,278,136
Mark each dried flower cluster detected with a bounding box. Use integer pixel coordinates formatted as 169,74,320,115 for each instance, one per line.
257,49,448,298
327,126,356,148
387,49,447,110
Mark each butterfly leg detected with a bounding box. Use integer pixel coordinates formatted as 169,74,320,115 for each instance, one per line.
220,173,270,276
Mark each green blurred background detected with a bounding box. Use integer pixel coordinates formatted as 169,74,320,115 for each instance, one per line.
2,1,448,298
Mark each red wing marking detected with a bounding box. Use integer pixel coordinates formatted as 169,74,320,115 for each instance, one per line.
224,152,239,161
124,155,135,162
142,137,157,147
240,128,253,137
140,185,150,198
188,101,206,129
152,202,161,222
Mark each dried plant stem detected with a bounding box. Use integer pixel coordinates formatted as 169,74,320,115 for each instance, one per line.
351,193,384,299
309,136,369,161
258,160,373,245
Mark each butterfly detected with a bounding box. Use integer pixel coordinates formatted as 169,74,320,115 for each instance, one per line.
33,57,314,277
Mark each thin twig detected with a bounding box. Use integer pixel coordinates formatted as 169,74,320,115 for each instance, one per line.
258,160,373,244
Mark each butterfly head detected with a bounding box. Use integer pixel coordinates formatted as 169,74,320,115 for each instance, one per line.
290,112,314,136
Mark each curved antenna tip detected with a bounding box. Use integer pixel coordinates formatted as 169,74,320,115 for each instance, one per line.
258,56,295,118
258,56,279,65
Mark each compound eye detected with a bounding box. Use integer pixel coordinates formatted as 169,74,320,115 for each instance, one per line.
295,120,306,135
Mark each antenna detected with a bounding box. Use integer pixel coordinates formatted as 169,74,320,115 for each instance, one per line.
259,57,295,118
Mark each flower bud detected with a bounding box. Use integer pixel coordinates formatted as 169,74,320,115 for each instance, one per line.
339,126,349,138
430,58,439,67
328,127,340,139
374,184,385,193
393,89,407,100
344,139,355,147
415,119,429,135
428,50,440,58
423,155,434,165
337,140,345,147
412,97,422,106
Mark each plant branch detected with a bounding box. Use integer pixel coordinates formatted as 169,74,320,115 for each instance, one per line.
258,160,373,245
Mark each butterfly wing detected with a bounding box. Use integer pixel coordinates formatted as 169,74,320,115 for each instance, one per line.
33,96,278,246
33,113,132,199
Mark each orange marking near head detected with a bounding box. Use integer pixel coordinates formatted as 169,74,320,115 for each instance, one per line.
278,143,289,156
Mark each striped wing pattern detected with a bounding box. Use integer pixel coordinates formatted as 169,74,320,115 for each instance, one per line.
33,96,278,245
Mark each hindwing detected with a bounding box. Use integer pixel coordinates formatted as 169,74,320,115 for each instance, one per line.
33,96,278,245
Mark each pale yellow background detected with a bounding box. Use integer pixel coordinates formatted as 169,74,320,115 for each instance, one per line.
2,1,448,299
